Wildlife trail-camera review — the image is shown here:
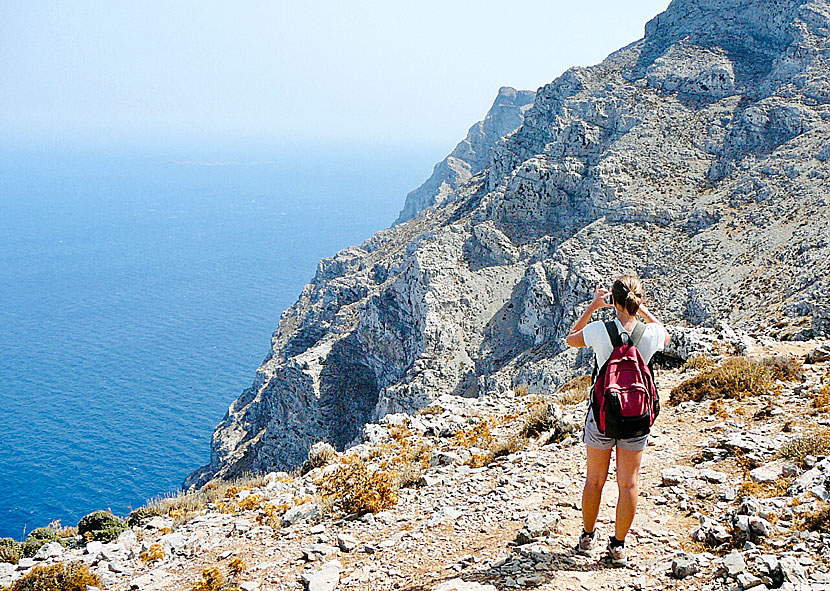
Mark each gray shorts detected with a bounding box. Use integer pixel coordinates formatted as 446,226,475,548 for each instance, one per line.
582,407,649,451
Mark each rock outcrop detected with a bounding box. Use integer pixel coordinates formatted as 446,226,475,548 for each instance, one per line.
394,86,536,224
186,0,830,488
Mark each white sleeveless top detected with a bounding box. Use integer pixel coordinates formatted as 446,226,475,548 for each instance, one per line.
582,318,666,368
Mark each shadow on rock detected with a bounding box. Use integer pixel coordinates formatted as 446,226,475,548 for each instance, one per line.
399,543,622,591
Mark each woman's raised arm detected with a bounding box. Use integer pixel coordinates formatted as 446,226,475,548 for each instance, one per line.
566,286,612,348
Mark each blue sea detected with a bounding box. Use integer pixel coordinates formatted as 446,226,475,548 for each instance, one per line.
0,139,438,539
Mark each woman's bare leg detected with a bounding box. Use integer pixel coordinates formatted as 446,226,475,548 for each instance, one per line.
582,445,612,533
614,447,644,540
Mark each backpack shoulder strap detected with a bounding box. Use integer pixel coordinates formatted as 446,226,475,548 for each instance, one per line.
631,321,647,349
605,320,623,348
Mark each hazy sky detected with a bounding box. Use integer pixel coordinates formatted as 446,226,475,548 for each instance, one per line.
1,1,671,149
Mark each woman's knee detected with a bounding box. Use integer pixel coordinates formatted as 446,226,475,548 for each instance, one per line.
617,477,639,494
585,473,608,489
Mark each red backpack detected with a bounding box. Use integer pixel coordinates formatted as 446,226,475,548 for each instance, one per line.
591,321,660,439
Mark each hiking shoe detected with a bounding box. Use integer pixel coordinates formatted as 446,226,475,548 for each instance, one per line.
575,530,596,556
606,539,628,567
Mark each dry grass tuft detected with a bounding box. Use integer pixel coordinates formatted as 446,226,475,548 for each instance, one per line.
520,398,556,438
760,356,804,381
670,356,802,405
454,418,495,449
256,502,292,528
778,428,830,467
464,435,526,467
682,354,716,372
236,494,262,512
489,435,525,459
388,425,412,443
140,543,165,563
798,504,830,534
302,443,337,474
395,464,424,488
318,455,398,515
192,566,227,591
739,476,793,499
228,557,246,576
814,384,830,412
464,453,491,468
130,473,268,526
558,375,591,405
8,562,101,591
709,399,728,418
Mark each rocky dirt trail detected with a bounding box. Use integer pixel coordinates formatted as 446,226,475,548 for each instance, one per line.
2,339,829,591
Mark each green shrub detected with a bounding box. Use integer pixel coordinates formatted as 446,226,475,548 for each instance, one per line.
9,561,100,591
77,510,128,543
669,356,799,405
26,528,60,542
0,538,21,564
21,528,63,558
126,506,157,527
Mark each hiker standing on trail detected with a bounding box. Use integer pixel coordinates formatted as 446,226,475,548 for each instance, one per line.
565,275,670,566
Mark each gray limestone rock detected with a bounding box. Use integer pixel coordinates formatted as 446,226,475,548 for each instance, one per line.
395,87,535,225
33,541,63,560
300,560,341,591
722,550,746,577
779,556,808,585
432,579,498,591
0,563,18,587
662,466,698,486
750,461,786,484
129,570,173,591
671,553,700,579
515,512,560,544
283,502,321,526
806,344,830,364
336,533,357,553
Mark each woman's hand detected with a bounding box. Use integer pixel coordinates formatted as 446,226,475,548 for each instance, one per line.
567,286,611,348
590,286,612,310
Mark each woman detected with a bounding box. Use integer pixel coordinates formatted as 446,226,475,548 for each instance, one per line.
565,275,670,566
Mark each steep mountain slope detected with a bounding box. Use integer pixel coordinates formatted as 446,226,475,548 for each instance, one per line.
185,0,830,488
394,86,535,224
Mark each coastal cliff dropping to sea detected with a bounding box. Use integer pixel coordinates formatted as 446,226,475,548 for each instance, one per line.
185,0,830,490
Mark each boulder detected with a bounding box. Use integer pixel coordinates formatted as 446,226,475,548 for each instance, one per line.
300,559,341,591
515,512,560,544
722,550,745,577
336,534,357,553
750,461,785,484
283,502,321,526
671,553,700,579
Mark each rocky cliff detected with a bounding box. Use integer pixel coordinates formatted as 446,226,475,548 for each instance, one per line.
185,0,830,489
394,86,536,225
